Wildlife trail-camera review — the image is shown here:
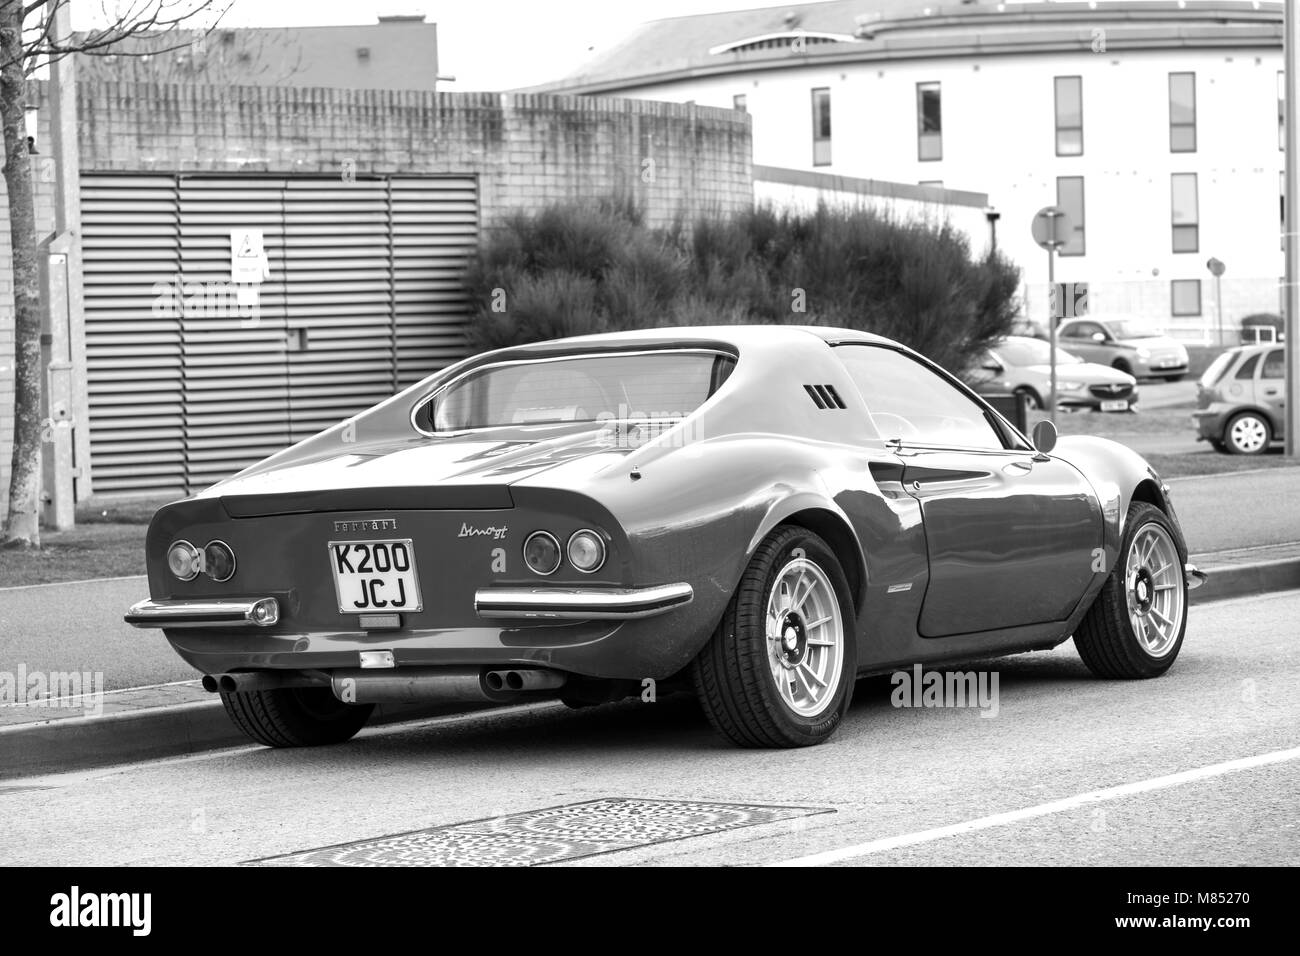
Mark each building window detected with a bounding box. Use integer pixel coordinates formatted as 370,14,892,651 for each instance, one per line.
1056,176,1086,257
1171,173,1199,253
1054,76,1083,156
1169,72,1196,152
733,93,747,113
1171,279,1201,316
811,87,831,166
917,82,941,161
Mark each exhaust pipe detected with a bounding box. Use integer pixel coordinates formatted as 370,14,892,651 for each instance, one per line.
484,669,567,693
202,671,323,693
328,667,567,705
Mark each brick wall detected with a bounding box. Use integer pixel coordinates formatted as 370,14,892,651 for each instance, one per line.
76,84,754,229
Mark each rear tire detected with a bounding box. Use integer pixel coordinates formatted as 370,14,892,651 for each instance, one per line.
691,526,857,748
220,687,374,747
1223,412,1270,455
1074,502,1187,679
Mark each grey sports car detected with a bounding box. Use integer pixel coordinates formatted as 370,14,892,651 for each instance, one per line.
126,326,1206,749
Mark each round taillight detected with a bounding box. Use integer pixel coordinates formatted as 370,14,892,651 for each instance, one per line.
203,540,237,582
567,530,606,573
167,540,201,581
523,531,561,576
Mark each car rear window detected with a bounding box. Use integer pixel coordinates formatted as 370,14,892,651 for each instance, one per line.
418,350,736,432
1234,354,1260,381
1199,351,1237,387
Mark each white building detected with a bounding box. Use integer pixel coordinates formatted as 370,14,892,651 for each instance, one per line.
537,0,1285,343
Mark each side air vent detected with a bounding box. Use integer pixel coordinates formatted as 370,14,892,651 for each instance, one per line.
803,384,847,409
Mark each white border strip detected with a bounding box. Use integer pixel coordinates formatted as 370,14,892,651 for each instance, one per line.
768,745,1300,866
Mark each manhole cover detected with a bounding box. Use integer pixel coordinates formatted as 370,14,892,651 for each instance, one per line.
247,798,831,867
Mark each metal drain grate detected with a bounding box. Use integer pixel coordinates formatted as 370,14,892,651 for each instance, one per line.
247,798,831,867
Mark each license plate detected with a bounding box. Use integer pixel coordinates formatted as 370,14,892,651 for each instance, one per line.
328,539,423,614
1100,399,1129,412
1157,359,1180,368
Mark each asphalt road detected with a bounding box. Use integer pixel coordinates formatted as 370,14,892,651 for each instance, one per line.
3,589,1297,866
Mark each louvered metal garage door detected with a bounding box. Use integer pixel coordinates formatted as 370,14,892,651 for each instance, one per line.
81,174,478,498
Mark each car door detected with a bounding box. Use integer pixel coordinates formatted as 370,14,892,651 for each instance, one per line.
836,344,1103,638
1060,320,1106,364
1260,349,1286,435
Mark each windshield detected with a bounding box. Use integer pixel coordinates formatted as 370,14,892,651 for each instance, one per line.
993,339,1082,367
420,350,735,432
1104,319,1161,340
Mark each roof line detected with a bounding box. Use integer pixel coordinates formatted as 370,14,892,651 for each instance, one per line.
538,25,1282,95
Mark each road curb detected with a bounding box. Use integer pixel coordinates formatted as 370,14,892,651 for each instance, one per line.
0,697,478,781
3,557,1297,781
1190,556,1300,606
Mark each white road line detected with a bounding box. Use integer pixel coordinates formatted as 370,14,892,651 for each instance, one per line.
768,744,1300,867
0,574,145,593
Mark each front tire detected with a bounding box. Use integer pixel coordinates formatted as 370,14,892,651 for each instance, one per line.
1013,386,1043,411
692,526,857,748
220,687,374,747
1074,502,1187,679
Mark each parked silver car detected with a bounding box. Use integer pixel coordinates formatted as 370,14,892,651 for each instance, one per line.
1192,345,1286,454
969,336,1139,412
1057,315,1190,381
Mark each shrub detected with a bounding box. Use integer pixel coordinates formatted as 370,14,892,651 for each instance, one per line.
465,199,1021,373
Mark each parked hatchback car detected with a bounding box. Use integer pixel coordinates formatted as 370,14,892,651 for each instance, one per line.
969,336,1139,412
1058,315,1190,381
1192,345,1286,454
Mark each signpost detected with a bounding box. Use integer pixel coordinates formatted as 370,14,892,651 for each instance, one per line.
1031,206,1073,426
1206,257,1226,347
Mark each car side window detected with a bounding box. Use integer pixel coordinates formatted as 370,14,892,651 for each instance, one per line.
836,345,1006,450
1234,354,1260,380
1060,323,1085,338
1262,350,1284,380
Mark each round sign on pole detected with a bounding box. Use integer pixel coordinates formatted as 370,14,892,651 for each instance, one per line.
1206,257,1226,277
1031,205,1072,250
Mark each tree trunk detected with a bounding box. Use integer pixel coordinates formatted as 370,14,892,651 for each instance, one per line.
1,0,42,547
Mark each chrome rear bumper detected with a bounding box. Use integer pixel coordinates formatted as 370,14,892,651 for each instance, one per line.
125,597,280,628
474,583,694,620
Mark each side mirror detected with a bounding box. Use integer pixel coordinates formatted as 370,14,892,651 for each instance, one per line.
1031,419,1058,455
1091,331,1107,343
